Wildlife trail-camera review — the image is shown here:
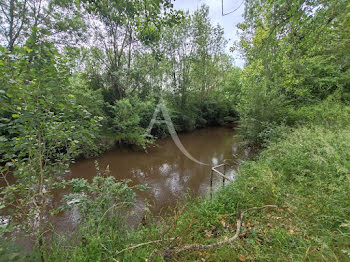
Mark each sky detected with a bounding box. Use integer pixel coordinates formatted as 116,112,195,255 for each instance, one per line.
173,0,245,67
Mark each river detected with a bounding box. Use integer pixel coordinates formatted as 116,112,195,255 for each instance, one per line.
3,126,249,250
47,126,248,233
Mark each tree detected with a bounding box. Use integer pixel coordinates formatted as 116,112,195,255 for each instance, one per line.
235,0,350,143
81,0,183,100
0,0,87,50
0,40,104,254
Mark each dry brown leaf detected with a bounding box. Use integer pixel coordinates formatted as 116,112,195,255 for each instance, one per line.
238,254,246,261
204,230,213,238
220,219,227,227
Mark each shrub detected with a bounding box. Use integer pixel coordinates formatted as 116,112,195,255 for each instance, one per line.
47,162,150,261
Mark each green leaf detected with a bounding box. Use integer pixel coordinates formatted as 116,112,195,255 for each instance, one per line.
0,136,8,142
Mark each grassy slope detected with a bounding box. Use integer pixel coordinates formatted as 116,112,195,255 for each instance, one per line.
45,102,350,262
130,102,350,262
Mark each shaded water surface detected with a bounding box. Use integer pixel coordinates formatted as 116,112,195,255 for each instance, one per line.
51,127,247,232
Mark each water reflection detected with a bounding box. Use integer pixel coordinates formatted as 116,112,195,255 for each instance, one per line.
51,126,246,231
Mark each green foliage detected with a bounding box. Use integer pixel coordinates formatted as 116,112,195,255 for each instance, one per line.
46,103,350,261
0,1,238,259
195,103,350,261
81,0,183,45
289,98,350,129
0,240,32,262
108,103,349,262
107,97,155,147
61,162,149,223
237,61,290,144
0,0,87,50
0,42,104,248
2,0,349,260
236,0,350,144
46,162,150,262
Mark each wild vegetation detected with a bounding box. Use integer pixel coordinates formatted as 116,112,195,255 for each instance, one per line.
0,0,349,261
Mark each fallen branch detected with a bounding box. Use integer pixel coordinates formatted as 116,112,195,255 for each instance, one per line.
116,238,175,255
147,205,278,261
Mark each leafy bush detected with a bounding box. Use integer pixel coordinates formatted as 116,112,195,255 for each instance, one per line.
61,162,149,223
47,162,150,261
108,97,154,147
0,44,105,250
238,63,350,145
238,67,290,145
289,98,350,129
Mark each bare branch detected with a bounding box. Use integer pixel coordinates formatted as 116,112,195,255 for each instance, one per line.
116,238,175,255
0,2,10,23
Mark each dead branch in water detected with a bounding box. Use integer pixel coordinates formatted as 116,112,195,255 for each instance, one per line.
146,205,278,261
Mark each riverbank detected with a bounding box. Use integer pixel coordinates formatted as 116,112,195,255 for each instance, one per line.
24,101,346,261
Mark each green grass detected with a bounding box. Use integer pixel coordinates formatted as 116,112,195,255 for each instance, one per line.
40,102,350,261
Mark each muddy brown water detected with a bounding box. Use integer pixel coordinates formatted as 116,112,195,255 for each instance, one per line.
3,126,249,248
50,126,248,233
